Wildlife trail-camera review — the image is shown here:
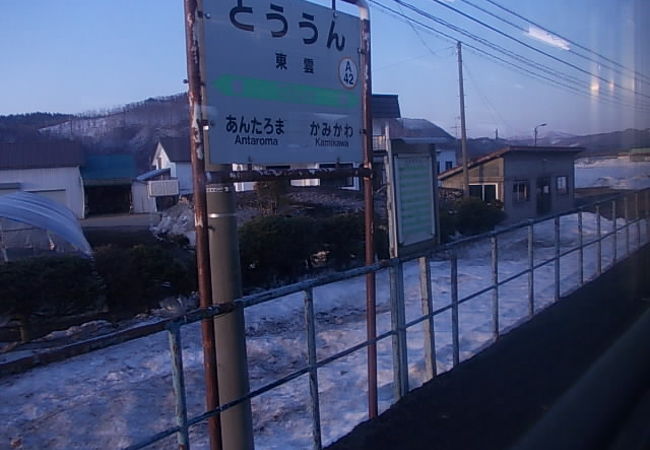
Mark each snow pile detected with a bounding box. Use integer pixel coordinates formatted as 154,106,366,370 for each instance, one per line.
151,202,196,245
1,213,647,449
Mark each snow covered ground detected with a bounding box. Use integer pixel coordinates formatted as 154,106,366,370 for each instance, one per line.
575,156,650,190
2,210,647,449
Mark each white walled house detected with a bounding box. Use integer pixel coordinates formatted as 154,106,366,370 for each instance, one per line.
0,141,86,218
152,138,193,195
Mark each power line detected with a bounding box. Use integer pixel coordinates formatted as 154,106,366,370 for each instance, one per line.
458,0,650,86
383,0,650,111
398,2,444,57
463,61,516,135
369,0,650,112
482,0,650,84
392,0,585,91
429,0,650,101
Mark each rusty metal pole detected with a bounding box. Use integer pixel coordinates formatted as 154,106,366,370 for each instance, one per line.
340,0,377,420
183,1,222,448
356,1,378,420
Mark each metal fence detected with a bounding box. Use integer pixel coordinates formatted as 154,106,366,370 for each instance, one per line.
6,189,647,449
117,187,649,449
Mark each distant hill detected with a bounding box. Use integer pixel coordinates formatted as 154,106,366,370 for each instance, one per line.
36,94,189,170
0,112,74,143
2,93,648,171
508,128,650,156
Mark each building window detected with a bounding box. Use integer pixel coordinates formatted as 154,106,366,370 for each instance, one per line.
469,184,498,203
513,180,530,202
445,161,453,171
320,163,354,188
556,176,568,195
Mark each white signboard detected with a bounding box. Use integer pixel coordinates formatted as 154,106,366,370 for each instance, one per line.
148,180,180,197
202,0,363,166
393,154,436,247
386,140,438,258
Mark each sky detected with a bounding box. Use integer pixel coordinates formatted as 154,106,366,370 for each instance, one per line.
0,0,648,138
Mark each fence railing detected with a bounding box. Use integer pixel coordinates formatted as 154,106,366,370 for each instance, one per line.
121,188,649,449
5,189,648,449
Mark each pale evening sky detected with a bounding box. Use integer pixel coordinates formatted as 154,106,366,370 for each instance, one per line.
0,0,648,138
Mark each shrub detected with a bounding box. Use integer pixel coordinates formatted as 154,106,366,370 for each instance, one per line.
321,213,364,268
94,244,196,315
239,215,319,286
254,180,289,215
0,255,104,342
454,198,505,236
438,209,457,243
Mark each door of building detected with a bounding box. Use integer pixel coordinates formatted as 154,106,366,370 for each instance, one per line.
536,177,552,216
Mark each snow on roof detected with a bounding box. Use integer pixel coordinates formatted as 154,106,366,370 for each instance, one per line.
0,192,92,256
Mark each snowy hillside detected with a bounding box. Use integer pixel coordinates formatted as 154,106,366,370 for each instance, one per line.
575,156,650,190
1,212,647,449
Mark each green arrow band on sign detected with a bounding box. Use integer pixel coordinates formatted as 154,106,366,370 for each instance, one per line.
213,74,359,108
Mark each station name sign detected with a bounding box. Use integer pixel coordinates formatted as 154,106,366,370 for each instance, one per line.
202,0,363,166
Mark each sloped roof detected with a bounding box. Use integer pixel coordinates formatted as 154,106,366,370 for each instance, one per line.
439,145,584,180
390,118,454,141
135,167,171,182
0,191,92,256
0,141,84,170
159,137,191,163
372,94,401,119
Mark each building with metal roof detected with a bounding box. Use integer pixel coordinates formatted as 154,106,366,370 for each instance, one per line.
0,141,86,218
439,146,584,223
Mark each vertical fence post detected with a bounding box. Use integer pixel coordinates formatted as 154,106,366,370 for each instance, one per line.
596,205,602,276
634,191,641,249
419,256,437,379
624,195,630,256
491,235,499,339
169,325,190,450
528,221,535,317
554,216,561,302
646,190,650,244
578,208,584,286
303,289,322,450
389,262,408,399
450,251,460,367
612,199,618,265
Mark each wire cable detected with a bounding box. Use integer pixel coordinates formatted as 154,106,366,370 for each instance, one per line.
369,0,650,112
385,0,650,110
482,0,650,84
458,0,650,86
429,0,650,100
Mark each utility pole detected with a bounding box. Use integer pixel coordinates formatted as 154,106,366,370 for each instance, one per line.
183,1,222,449
184,1,253,449
457,42,470,198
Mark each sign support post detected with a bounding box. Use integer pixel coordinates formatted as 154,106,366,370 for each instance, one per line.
184,1,253,449
183,1,223,449
340,0,377,420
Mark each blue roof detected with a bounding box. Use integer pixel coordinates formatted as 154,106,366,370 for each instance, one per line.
135,167,171,182
81,154,136,182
